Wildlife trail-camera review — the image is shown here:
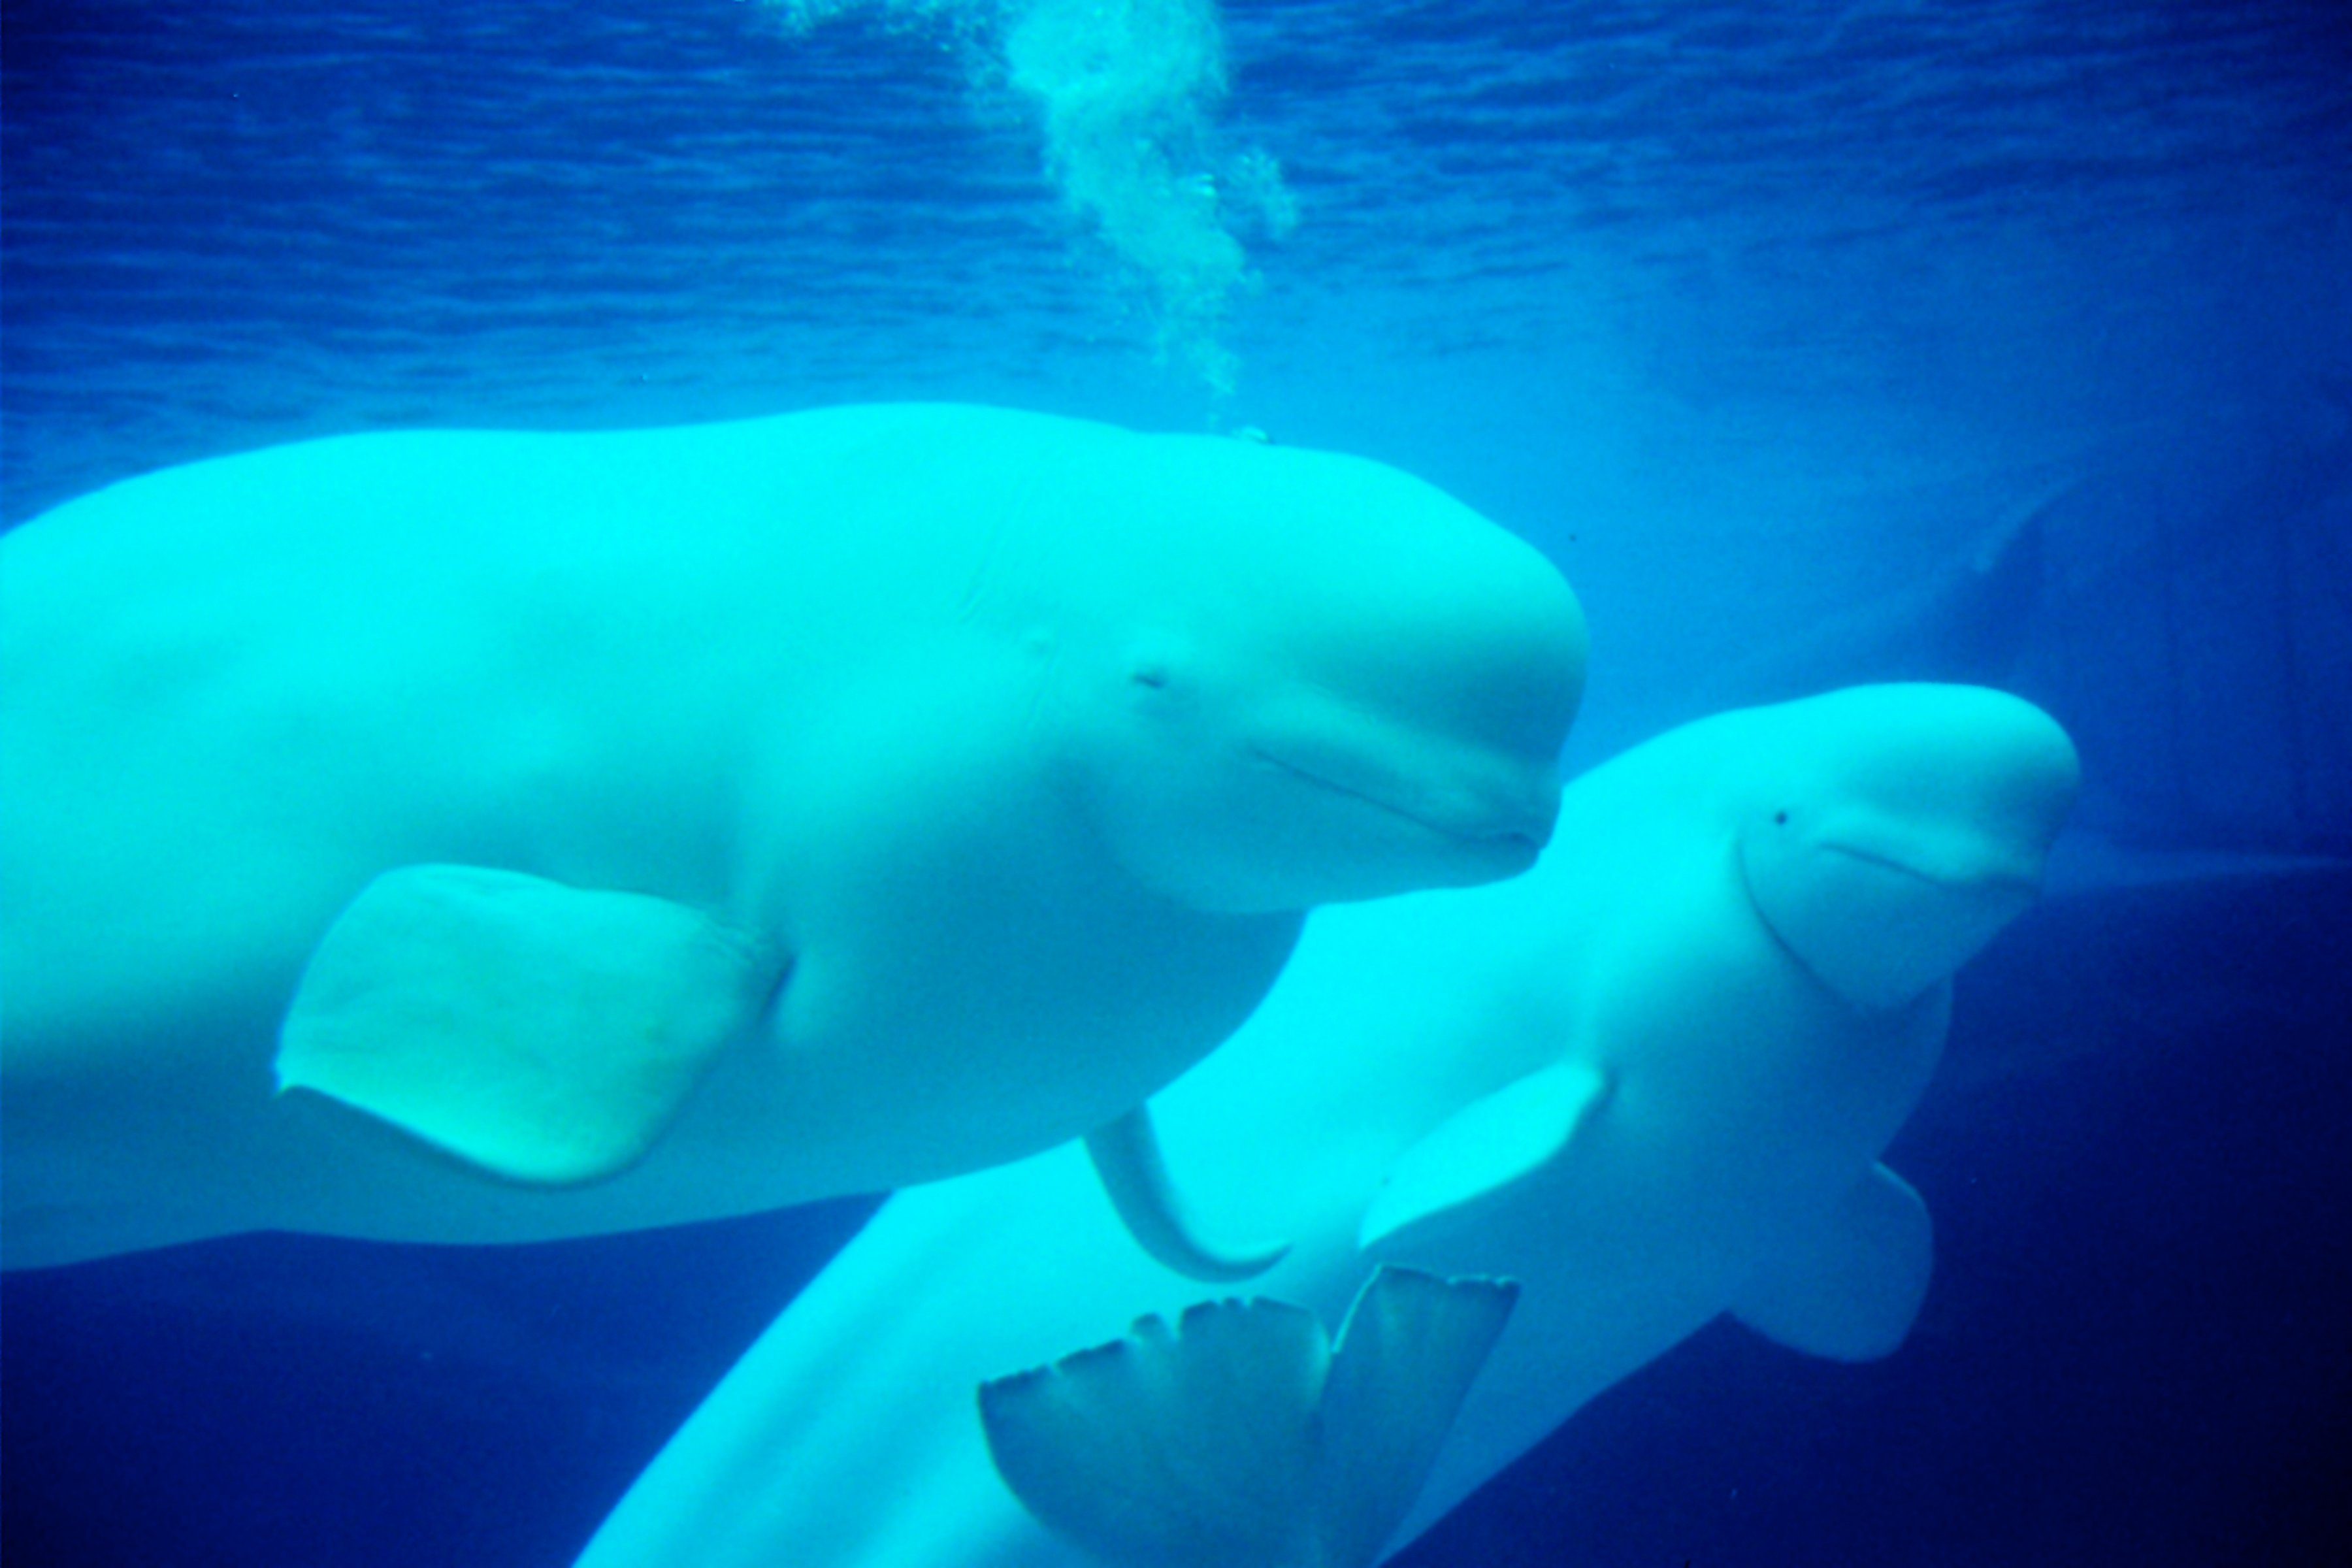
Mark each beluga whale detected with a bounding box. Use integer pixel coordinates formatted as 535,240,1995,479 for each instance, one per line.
0,402,1586,1273
569,683,2079,1568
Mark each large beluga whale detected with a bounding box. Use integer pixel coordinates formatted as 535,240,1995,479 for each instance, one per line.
0,402,1586,1273
571,684,2078,1568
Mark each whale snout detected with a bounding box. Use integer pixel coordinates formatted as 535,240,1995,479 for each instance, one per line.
1247,520,1585,898
1249,717,1564,880
1394,755,1563,861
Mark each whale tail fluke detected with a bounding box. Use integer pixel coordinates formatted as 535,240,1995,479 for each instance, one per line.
981,1295,1326,1568
977,1267,1517,1568
1310,1267,1521,1568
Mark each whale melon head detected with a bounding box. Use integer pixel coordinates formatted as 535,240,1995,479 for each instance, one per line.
1068,435,1587,916
1737,685,2080,1011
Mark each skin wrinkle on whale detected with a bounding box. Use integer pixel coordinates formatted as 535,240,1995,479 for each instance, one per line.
569,683,2080,1568
0,401,1587,1273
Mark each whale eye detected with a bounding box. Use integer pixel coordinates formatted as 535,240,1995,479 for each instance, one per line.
1121,632,1199,706
1124,634,1191,694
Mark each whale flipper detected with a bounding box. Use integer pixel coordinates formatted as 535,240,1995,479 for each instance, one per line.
978,1267,1516,1568
275,864,778,1184
1731,1162,1933,1362
1087,1107,1292,1283
1356,1062,1610,1249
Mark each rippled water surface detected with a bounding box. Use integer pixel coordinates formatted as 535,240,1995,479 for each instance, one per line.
7,0,2345,512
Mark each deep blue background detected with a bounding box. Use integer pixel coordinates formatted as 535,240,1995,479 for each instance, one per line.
5,2,2349,1564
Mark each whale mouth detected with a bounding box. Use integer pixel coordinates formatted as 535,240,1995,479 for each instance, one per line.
1820,841,2041,900
1252,746,1550,854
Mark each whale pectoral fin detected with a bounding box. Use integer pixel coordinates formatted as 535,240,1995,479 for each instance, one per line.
1086,1107,1292,1283
1315,1267,1520,1568
1356,1061,1609,1250
979,1296,1329,1568
1731,1162,1933,1362
275,864,778,1185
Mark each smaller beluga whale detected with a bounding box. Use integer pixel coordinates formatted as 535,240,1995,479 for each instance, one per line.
0,402,1586,1273
570,683,2079,1568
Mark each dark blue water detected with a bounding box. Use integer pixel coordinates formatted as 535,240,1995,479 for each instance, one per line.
5,2,2349,1564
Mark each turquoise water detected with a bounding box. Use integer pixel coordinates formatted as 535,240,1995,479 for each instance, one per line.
3,2,2348,1564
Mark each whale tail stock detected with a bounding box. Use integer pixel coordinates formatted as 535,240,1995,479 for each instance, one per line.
977,1266,1517,1568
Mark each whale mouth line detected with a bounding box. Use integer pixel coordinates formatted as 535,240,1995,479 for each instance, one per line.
1820,841,2038,898
1251,746,1541,851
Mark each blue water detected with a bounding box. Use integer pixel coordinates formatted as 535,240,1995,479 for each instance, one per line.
4,1,2348,1564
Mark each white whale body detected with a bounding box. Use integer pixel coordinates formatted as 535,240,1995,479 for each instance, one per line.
0,402,1586,1272
572,683,2079,1568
